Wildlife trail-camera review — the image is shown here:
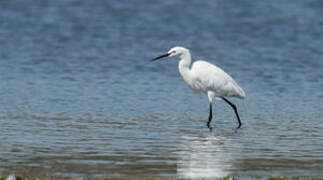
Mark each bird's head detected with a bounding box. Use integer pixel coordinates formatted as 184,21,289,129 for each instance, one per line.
151,46,189,61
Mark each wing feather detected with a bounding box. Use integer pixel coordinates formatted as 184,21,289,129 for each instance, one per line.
191,61,245,98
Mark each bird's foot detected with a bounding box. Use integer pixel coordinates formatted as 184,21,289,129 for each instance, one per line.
207,123,213,132
234,124,242,133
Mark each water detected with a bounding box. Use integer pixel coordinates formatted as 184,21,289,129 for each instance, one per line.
0,0,323,179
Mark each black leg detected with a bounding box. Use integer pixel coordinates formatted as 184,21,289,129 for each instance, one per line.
222,97,242,129
207,103,212,130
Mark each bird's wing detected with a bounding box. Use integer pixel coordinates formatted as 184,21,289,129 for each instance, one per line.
191,61,245,98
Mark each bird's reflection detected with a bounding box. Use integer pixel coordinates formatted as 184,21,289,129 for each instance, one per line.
176,134,232,179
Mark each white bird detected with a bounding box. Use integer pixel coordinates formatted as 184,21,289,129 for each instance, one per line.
151,46,246,130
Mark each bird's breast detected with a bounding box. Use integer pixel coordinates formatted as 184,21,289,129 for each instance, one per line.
182,75,205,93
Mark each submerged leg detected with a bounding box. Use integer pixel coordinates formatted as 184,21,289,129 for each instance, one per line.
207,103,212,130
222,97,242,129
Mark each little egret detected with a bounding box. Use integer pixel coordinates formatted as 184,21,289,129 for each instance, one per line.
151,46,246,130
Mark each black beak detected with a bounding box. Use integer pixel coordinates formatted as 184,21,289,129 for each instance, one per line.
151,53,170,62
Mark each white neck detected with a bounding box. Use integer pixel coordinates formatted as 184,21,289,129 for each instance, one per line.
178,51,193,84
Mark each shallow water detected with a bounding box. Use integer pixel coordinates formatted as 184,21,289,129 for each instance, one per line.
0,0,323,179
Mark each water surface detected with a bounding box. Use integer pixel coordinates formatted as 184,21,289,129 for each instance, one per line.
0,0,323,179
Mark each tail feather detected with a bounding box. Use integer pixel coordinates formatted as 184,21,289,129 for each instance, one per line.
226,82,246,99
236,86,246,99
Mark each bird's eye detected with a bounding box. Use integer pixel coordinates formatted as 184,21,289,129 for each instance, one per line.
173,51,176,54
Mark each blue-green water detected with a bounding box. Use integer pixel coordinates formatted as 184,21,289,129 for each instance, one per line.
0,0,323,179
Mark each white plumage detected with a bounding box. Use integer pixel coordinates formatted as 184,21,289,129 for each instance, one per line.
151,46,246,130
184,60,245,98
